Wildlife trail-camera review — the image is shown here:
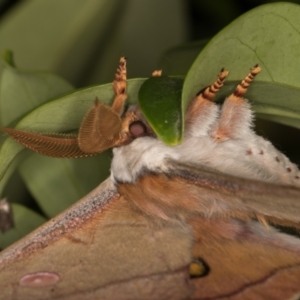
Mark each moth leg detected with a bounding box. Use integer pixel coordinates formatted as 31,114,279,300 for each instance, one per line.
211,65,261,142
111,57,127,116
78,55,145,151
185,69,229,137
118,65,162,140
116,111,141,145
77,57,130,153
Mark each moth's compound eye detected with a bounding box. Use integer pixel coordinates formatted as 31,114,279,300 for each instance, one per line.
129,121,147,138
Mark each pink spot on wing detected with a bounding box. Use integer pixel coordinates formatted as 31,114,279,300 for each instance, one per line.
275,157,280,162
246,149,252,155
259,150,264,155
19,272,60,287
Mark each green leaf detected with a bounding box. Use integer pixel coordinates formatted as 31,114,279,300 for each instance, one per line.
0,50,74,126
2,50,15,67
0,0,123,85
0,50,76,215
0,152,28,203
160,40,208,76
19,154,111,218
0,203,46,249
212,81,300,129
183,2,300,127
139,76,184,145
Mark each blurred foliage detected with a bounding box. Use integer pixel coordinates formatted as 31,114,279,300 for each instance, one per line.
0,0,300,248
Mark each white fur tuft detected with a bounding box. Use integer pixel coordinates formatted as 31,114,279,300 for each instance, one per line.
111,101,300,187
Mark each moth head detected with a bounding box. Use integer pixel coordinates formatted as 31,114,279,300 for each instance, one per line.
0,57,156,158
81,103,155,152
0,57,261,159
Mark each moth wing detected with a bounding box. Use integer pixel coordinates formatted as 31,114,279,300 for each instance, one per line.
0,178,192,300
119,160,300,298
122,158,300,227
189,217,300,299
1,174,300,299
168,159,300,226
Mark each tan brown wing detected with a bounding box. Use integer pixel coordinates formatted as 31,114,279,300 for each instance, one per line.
1,128,91,158
119,158,300,228
116,160,300,298
1,178,300,299
0,179,192,299
78,99,122,153
188,217,300,299
169,159,300,226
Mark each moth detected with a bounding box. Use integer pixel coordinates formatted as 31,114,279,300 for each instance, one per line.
0,57,300,299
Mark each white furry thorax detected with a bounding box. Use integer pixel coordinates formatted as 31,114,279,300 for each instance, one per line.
111,99,300,187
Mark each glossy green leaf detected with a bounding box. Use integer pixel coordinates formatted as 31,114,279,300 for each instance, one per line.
0,50,74,126
0,0,123,85
19,154,111,218
2,51,15,68
160,40,208,76
0,203,46,249
139,76,184,145
0,49,74,184
0,50,101,218
183,2,300,127
0,51,80,218
0,152,28,204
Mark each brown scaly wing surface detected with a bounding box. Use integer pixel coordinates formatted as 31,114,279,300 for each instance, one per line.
0,176,300,299
0,179,193,300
